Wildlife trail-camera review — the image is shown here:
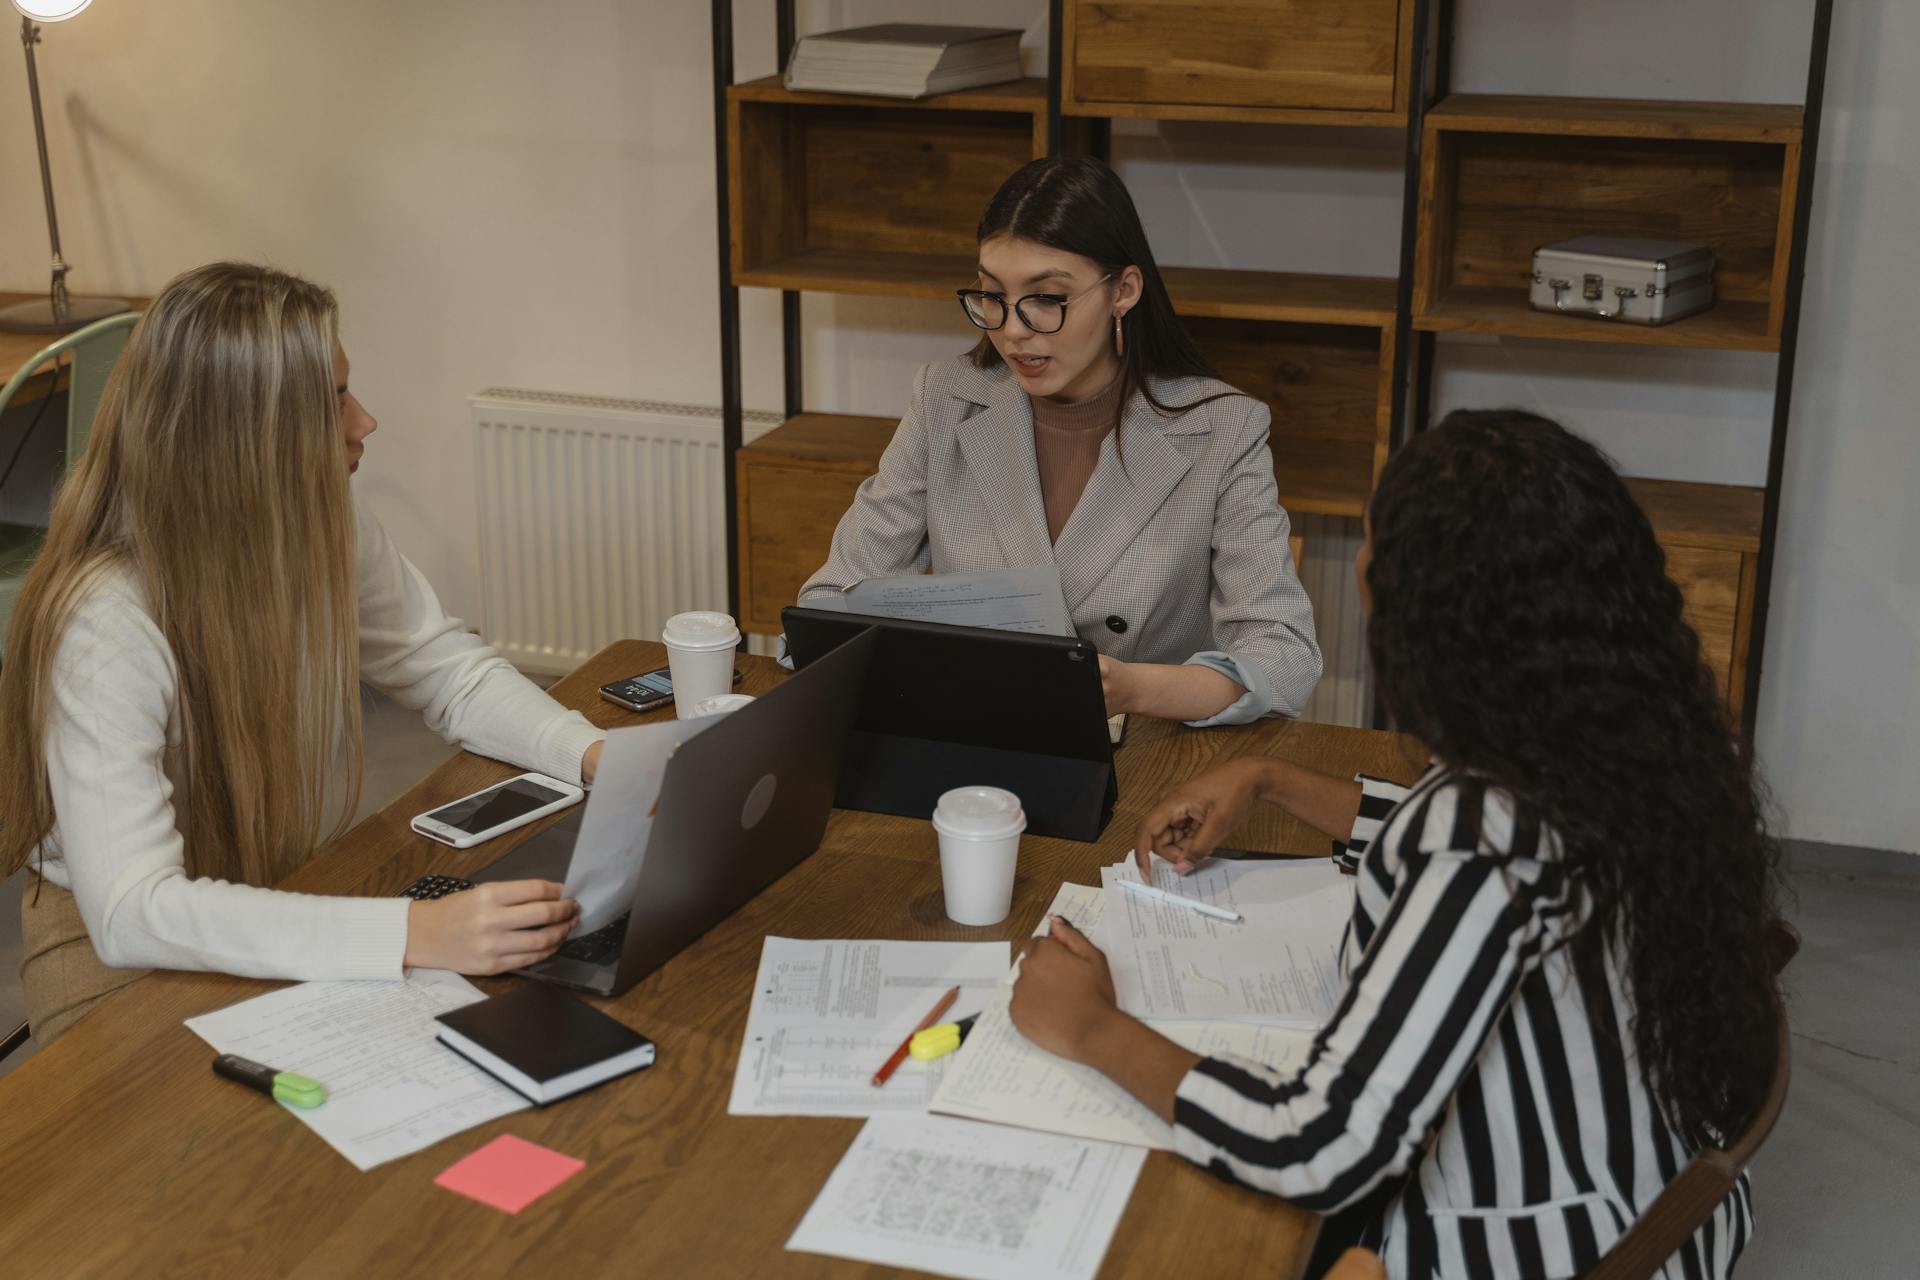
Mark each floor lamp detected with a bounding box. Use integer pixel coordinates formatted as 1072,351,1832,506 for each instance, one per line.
0,0,129,334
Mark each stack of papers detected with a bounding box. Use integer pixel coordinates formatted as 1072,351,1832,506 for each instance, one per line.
766,860,1353,1278
186,970,529,1171
929,866,1346,1150
1100,855,1350,1025
784,24,1024,99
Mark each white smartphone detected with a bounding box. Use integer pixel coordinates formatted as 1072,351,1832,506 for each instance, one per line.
409,772,583,849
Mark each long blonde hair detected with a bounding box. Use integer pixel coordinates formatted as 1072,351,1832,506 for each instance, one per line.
0,262,363,887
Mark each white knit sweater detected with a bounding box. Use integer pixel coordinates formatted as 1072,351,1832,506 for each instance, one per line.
32,495,605,980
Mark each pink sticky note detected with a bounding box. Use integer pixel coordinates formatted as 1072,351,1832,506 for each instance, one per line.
435,1134,585,1214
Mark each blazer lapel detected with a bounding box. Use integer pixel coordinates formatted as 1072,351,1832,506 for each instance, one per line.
950,364,1055,569
1052,385,1197,612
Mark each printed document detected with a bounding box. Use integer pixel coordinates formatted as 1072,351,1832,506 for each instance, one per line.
814,565,1074,636
787,1112,1146,1280
563,717,709,933
1101,856,1351,1024
729,938,1010,1117
185,969,528,1171
930,993,1317,1148
947,879,1316,1147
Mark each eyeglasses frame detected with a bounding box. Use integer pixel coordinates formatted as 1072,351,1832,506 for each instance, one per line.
954,272,1116,334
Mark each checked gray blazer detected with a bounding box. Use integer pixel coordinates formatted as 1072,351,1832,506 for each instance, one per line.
800,356,1322,722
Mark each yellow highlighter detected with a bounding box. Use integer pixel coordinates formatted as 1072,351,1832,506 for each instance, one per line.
908,1015,979,1062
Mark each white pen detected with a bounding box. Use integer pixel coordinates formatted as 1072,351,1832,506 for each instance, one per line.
1119,878,1243,923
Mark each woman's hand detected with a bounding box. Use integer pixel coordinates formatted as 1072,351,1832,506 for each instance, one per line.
1133,757,1266,875
1009,916,1121,1063
1011,918,1203,1123
403,879,579,974
581,740,604,786
1098,656,1243,722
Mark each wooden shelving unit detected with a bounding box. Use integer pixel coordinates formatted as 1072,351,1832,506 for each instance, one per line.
1060,0,1417,127
1412,93,1804,353
712,1,1833,736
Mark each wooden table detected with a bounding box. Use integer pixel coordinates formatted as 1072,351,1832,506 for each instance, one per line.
0,292,145,406
0,642,1428,1279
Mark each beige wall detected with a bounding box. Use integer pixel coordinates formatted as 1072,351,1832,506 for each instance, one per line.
2,1,1913,852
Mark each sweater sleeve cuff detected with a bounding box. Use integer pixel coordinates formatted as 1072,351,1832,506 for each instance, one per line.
338,897,412,979
1181,651,1273,727
535,712,607,786
1332,773,1411,869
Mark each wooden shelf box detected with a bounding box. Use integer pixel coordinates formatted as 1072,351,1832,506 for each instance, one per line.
727,78,1053,300
735,414,895,636
1625,478,1764,722
1064,0,1416,126
1412,95,1804,351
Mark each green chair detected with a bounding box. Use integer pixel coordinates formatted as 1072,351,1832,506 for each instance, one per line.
0,312,138,658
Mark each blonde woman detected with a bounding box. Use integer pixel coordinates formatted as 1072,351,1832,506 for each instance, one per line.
0,262,602,1047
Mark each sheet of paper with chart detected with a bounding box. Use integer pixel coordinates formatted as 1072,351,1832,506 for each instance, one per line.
816,565,1074,636
729,938,1010,1117
184,969,529,1171
787,1112,1147,1280
563,716,709,933
1101,856,1352,1025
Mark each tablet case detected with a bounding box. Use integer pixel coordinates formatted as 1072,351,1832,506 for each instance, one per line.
782,607,1116,841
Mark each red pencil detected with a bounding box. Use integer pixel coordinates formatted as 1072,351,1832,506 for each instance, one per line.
871,985,960,1087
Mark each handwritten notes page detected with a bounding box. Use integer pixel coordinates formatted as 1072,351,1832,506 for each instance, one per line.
787,1112,1146,1280
1101,857,1351,1024
184,969,528,1171
728,938,1010,1117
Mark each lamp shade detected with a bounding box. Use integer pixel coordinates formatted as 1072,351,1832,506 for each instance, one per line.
12,0,93,19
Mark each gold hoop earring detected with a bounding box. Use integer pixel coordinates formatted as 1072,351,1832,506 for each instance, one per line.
1113,313,1125,358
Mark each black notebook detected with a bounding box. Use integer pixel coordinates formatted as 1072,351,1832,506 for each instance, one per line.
434,983,655,1105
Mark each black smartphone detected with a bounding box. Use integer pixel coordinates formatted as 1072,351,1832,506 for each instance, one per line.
598,664,742,713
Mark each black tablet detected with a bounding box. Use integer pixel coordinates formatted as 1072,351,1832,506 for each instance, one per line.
781,606,1116,841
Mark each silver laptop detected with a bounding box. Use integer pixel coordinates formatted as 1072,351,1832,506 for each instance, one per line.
471,626,876,996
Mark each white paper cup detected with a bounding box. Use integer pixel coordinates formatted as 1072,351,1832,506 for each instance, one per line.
931,786,1026,927
663,610,739,719
688,692,755,719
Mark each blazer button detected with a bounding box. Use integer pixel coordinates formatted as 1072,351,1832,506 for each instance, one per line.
1105,615,1128,635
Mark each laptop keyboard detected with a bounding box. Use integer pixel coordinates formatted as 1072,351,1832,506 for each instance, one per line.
399,874,475,901
401,877,625,968
557,912,630,965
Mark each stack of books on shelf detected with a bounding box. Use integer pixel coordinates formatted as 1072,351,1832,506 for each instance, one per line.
783,24,1023,99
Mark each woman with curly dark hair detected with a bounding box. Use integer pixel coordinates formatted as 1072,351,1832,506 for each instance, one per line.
1009,409,1781,1279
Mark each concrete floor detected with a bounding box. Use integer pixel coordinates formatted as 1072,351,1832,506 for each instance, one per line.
2,696,1915,1276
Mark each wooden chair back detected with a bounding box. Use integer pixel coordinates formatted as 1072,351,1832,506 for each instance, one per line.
1587,920,1799,1280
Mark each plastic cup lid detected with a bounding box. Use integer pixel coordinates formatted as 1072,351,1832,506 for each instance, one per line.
933,786,1026,839
663,610,739,649
688,693,755,718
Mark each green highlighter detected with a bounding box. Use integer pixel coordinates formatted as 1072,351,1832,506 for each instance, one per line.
213,1053,327,1109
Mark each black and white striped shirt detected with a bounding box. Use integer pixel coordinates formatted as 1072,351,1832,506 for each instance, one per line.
1171,765,1753,1279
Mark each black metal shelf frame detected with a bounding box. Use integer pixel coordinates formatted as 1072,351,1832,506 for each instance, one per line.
710,0,1833,743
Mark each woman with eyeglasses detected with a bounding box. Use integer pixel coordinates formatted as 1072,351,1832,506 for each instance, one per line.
798,155,1321,725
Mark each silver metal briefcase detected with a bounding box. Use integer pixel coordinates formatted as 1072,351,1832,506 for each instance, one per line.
1530,235,1716,325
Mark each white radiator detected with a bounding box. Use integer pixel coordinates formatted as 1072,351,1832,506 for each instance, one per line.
1293,513,1373,729
470,389,778,676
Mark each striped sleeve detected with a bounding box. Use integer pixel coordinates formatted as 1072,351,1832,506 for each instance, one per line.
1171,780,1547,1211
1332,774,1409,871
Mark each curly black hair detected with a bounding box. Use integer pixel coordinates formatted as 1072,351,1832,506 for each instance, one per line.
1365,408,1781,1149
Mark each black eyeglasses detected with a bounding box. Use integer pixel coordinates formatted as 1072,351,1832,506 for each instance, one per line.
955,274,1113,334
